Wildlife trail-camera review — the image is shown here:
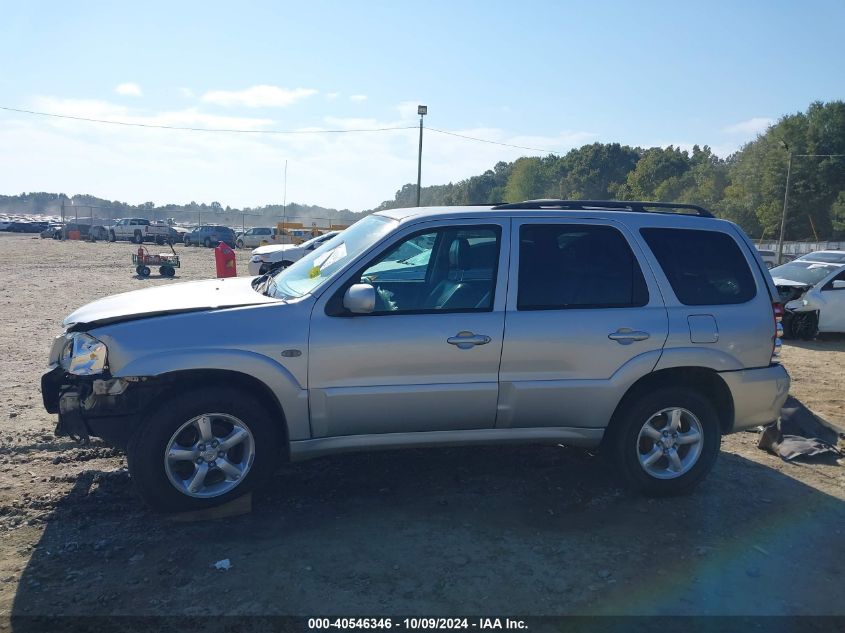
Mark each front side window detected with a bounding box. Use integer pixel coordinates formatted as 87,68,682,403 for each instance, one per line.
338,225,501,314
518,224,648,310
641,228,756,305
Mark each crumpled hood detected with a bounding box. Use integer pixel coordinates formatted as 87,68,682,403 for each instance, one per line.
772,276,811,288
252,243,298,256
64,276,276,329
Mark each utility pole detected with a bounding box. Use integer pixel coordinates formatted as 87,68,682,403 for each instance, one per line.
776,141,792,266
283,159,288,230
416,105,427,206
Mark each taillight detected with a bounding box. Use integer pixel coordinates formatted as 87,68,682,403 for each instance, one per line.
772,302,784,362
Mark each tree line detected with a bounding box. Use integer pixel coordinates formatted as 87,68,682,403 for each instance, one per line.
376,100,845,241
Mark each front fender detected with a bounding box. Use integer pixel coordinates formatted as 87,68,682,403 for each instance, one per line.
114,348,310,440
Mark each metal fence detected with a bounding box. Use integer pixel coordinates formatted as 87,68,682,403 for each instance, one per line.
757,240,844,257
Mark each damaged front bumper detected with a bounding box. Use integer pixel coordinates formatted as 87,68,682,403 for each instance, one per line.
41,366,151,447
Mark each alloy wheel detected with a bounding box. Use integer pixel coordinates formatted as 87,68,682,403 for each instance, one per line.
164,413,255,498
636,407,703,480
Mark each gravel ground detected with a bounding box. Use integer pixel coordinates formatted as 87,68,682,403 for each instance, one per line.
0,232,843,624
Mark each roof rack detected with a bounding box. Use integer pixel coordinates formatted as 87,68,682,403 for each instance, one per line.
490,199,714,218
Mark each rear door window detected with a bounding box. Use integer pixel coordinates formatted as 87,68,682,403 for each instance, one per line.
640,228,756,305
517,224,649,310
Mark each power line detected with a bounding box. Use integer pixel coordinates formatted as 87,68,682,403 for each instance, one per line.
426,126,563,154
0,105,417,135
0,104,565,152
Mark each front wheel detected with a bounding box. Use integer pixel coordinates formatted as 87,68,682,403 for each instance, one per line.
133,232,143,244
127,387,279,512
204,237,212,248
236,239,244,249
109,230,116,242
790,311,818,340
608,387,720,495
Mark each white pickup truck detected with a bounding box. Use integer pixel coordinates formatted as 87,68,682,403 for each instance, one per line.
109,218,171,244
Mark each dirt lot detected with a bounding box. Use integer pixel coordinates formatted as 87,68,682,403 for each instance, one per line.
0,232,843,624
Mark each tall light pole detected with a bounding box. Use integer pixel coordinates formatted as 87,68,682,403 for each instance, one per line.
416,105,427,207
776,141,792,265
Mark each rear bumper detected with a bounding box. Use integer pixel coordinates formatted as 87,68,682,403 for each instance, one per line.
719,364,790,432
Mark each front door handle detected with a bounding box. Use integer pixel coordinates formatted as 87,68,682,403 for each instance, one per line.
608,328,650,344
447,331,491,349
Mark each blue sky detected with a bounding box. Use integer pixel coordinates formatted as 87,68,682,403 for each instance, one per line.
1,0,843,210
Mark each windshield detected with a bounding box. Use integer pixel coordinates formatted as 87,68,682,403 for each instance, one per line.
796,251,845,264
770,261,840,286
268,215,396,299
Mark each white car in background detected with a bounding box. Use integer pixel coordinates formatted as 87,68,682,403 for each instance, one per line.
771,256,845,339
756,248,778,268
248,231,340,276
794,250,845,264
236,227,287,249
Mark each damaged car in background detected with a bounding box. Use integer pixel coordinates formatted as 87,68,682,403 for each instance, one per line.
770,256,845,339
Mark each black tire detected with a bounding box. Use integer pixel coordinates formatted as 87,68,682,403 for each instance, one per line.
184,238,191,247
127,386,279,512
791,312,818,340
160,265,175,277
204,237,212,248
236,239,244,249
135,265,143,275
139,265,151,277
269,261,293,274
133,232,143,244
109,230,116,242
608,387,720,496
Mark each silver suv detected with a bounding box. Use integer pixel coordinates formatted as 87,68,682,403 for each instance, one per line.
41,200,790,511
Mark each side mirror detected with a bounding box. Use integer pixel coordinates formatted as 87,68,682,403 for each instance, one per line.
343,284,376,314
833,280,845,290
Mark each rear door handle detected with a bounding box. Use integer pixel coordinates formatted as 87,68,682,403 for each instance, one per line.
447,331,491,349
608,328,650,344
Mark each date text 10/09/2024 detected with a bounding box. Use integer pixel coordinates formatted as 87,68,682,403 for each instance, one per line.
308,618,528,630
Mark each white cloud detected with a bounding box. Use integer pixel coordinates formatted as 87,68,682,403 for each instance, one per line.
349,94,368,102
722,117,774,135
200,85,317,108
397,101,423,120
325,92,339,101
115,82,142,97
179,87,194,98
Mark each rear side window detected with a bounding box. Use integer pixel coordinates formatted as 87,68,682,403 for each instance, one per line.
518,224,649,310
640,228,756,305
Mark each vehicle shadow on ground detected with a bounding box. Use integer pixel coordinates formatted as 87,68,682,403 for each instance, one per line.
9,441,845,623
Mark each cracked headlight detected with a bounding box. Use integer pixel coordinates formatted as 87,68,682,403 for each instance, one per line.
60,333,108,376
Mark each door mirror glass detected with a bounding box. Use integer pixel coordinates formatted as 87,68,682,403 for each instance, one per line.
343,284,376,314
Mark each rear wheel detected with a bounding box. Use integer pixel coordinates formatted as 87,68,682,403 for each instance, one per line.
127,387,279,512
204,237,212,248
133,231,143,244
160,265,175,277
609,387,720,495
109,230,116,242
236,239,244,249
139,265,151,277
